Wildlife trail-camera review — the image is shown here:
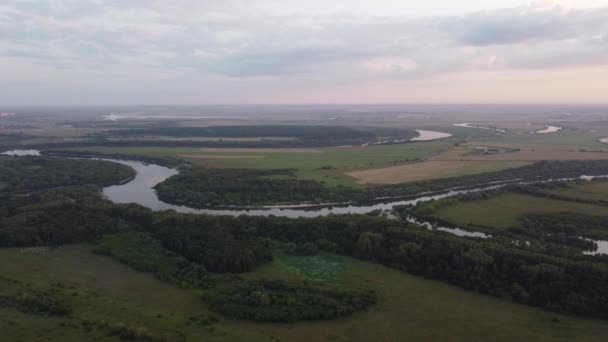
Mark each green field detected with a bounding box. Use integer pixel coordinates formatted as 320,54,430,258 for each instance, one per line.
543,180,608,202
63,141,449,188
0,245,267,341
2,245,608,342
434,193,608,229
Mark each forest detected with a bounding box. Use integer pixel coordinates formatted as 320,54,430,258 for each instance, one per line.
0,156,135,193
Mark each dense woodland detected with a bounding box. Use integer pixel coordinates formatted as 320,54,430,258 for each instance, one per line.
204,279,376,322
6,125,419,149
0,156,135,193
42,149,182,167
155,168,352,206
2,156,608,320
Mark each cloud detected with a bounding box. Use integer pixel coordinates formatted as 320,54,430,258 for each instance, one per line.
0,0,607,104
444,5,608,46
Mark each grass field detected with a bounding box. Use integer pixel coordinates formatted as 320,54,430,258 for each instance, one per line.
434,193,608,229
3,245,608,341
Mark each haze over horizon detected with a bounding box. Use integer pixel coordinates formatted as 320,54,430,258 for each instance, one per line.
1,0,608,106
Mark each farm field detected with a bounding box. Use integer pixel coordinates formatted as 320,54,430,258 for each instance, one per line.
2,245,608,342
434,193,608,229
347,160,530,184
348,140,608,184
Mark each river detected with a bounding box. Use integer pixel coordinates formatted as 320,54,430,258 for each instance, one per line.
535,125,562,134
453,123,507,133
1,149,41,156
3,149,608,255
410,130,453,141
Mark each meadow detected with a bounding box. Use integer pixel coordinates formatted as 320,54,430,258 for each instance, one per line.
2,245,608,342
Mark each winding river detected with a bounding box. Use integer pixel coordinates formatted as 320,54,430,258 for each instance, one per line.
3,149,608,255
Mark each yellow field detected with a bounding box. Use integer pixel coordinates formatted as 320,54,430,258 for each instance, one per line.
348,144,608,184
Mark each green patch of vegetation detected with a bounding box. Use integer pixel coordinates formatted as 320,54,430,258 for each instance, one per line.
253,248,349,284
519,213,608,241
542,180,608,203
0,288,72,317
203,279,376,322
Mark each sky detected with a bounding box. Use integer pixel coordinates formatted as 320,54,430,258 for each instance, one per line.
1,0,608,105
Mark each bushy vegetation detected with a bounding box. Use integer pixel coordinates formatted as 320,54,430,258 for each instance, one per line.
0,289,71,316
95,232,209,288
0,187,138,246
204,279,376,322
152,214,274,273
